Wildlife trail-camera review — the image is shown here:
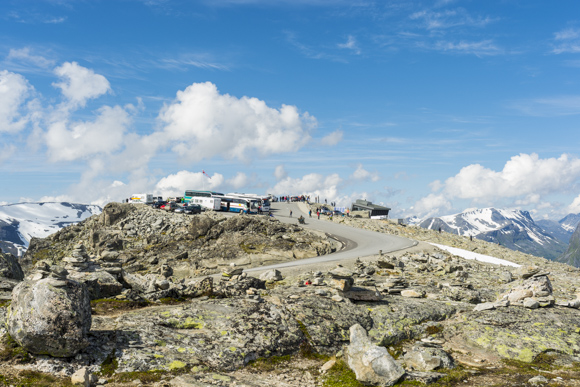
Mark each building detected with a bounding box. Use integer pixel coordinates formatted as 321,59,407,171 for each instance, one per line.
351,199,391,218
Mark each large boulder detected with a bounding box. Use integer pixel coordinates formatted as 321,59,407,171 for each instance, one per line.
345,324,405,386
7,277,92,357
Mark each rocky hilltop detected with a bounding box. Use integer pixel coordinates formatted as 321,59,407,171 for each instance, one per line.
23,202,337,277
1,207,580,386
561,223,580,268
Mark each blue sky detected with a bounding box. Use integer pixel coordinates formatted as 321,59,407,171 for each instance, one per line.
1,0,580,220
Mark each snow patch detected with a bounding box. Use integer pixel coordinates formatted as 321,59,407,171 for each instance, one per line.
429,243,521,267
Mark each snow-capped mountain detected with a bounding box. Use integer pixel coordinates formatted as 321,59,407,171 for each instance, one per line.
560,222,580,267
415,208,568,261
0,202,102,257
536,213,580,244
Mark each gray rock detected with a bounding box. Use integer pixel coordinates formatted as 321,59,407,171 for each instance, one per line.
0,250,24,280
7,277,92,357
345,324,405,386
259,269,283,282
523,298,540,309
403,349,441,371
528,375,549,385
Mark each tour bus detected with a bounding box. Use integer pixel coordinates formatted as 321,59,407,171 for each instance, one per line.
183,190,222,211
226,193,270,213
219,195,259,214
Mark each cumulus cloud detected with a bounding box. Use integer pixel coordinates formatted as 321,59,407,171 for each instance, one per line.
274,165,288,180
410,193,452,219
0,145,17,165
568,195,580,214
53,62,110,108
269,173,343,204
350,164,380,182
157,82,315,162
155,170,225,197
412,153,580,218
320,130,343,146
0,70,32,133
45,105,132,161
442,153,580,200
227,172,248,189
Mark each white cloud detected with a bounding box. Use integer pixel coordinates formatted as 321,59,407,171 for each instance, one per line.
53,62,110,108
0,145,17,165
45,105,132,161
155,170,225,197
227,172,248,189
568,195,580,214
411,153,580,218
269,173,343,204
553,28,580,54
274,165,288,180
320,130,343,146
350,164,380,182
157,82,315,162
410,193,452,219
0,70,32,133
338,35,361,54
442,153,580,200
433,40,501,56
7,47,55,69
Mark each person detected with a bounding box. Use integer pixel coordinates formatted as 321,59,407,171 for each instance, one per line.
290,210,292,217
269,210,273,217
309,210,312,218
317,210,320,219
346,208,350,217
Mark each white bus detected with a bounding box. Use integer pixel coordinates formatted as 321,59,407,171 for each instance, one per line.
219,195,259,214
226,193,270,213
129,193,153,204
184,190,222,211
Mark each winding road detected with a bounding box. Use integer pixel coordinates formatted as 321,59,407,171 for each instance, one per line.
246,201,416,273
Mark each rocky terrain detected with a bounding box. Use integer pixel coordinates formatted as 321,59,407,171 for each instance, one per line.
561,223,580,268
1,205,580,386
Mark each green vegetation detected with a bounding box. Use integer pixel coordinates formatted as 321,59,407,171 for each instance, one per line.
90,299,150,315
249,354,293,372
322,359,365,387
98,350,119,377
0,370,74,386
0,334,31,363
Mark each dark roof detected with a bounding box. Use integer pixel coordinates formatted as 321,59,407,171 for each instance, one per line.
352,199,391,211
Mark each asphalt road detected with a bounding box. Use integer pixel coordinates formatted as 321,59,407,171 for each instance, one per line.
246,201,416,272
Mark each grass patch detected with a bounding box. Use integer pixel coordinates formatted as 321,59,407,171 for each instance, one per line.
322,358,366,387
98,350,119,377
425,324,443,335
0,300,11,308
90,299,150,315
249,354,293,372
0,334,32,363
0,370,74,386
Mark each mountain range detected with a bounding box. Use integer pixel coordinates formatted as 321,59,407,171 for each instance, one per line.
409,208,580,262
0,202,101,257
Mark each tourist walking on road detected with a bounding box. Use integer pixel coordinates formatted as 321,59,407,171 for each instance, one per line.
290,210,292,217
317,210,320,219
309,210,312,217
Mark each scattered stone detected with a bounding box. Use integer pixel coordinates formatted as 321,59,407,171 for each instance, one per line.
320,359,336,373
528,375,549,385
259,269,283,282
524,298,540,309
401,289,424,298
345,324,405,386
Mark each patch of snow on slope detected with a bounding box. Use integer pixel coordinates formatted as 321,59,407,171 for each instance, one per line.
429,243,521,267
0,202,101,248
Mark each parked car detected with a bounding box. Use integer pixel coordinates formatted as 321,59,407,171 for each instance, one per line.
183,204,202,215
320,208,332,216
332,210,344,216
161,202,178,212
152,201,166,209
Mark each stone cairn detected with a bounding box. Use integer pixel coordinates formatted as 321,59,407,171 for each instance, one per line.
62,243,91,273
97,250,123,278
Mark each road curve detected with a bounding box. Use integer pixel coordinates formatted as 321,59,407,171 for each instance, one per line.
246,202,416,272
